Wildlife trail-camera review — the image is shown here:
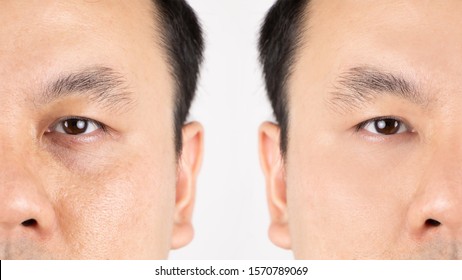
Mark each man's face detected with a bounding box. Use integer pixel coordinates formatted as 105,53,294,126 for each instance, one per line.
261,0,462,259
0,0,202,259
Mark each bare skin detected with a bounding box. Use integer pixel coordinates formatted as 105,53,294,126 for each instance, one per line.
260,0,462,259
0,0,203,259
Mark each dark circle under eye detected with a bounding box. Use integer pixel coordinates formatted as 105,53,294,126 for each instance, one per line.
374,119,400,135
63,119,88,135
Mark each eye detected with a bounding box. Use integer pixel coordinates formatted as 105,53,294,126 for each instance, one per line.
51,117,103,135
358,117,410,135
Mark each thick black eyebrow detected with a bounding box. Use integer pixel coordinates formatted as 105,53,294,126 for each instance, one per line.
327,66,428,114
39,66,135,113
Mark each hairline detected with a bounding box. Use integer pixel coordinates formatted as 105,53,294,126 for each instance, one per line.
150,0,203,158
260,0,312,157
148,0,181,157
284,1,312,158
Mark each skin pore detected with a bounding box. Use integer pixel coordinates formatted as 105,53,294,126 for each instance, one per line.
260,0,462,259
0,0,203,259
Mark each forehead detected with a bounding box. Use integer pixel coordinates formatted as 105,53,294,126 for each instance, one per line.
294,0,462,83
285,0,462,117
0,0,158,54
0,0,169,92
1,0,157,35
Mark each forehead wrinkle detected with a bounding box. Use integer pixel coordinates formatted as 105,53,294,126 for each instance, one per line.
327,66,428,114
39,66,136,113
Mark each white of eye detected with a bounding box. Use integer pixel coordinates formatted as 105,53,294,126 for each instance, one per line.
53,119,100,135
362,119,408,135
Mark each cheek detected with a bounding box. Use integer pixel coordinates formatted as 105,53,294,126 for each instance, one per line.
286,135,418,257
50,151,176,259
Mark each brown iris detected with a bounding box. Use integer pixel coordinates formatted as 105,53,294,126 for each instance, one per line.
63,119,88,135
374,119,400,135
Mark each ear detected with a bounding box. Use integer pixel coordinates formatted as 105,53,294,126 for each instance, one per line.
259,122,291,249
171,122,204,249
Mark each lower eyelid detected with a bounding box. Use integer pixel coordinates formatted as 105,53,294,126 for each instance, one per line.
46,130,106,146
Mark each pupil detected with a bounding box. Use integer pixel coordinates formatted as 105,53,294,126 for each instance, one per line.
63,119,88,135
374,119,399,135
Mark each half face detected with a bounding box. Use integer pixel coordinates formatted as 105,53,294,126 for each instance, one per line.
260,0,462,259
0,0,203,259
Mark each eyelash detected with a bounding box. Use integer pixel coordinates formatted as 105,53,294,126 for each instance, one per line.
48,116,109,136
355,116,412,135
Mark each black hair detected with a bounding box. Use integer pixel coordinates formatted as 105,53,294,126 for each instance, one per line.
153,0,204,155
258,0,309,155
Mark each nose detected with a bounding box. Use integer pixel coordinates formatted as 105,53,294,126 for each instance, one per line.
0,155,56,241
407,150,462,241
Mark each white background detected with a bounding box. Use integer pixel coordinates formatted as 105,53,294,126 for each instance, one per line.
169,0,292,259
4,261,462,280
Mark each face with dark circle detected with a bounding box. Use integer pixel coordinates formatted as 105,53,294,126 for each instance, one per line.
0,0,203,259
260,0,462,259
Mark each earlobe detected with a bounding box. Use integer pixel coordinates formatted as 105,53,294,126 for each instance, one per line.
171,122,204,250
259,122,291,249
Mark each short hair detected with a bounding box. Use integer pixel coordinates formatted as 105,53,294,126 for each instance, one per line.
258,0,309,155
154,0,204,155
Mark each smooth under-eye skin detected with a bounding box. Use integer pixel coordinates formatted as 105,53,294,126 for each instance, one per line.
0,0,203,259
260,0,462,259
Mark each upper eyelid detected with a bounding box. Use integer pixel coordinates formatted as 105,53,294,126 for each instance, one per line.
53,116,98,124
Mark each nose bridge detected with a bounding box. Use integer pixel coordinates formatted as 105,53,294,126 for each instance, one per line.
0,136,56,239
0,135,30,181
1,147,36,188
0,116,24,159
0,140,17,162
428,129,462,186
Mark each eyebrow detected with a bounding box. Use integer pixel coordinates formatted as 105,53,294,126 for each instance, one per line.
327,66,428,114
38,66,135,113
